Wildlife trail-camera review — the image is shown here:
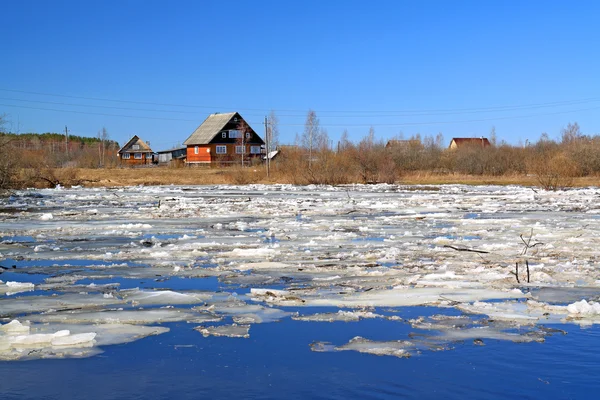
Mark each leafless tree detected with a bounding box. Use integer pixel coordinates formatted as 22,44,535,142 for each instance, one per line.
301,110,329,167
561,122,581,145
97,127,109,167
267,110,279,150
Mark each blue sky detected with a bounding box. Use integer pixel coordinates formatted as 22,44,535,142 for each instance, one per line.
1,0,599,149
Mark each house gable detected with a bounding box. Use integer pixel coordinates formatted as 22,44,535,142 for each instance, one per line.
118,135,154,154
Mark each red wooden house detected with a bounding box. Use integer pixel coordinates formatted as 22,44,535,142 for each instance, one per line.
183,112,265,164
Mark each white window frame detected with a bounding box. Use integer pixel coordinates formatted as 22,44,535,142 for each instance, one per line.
246,132,251,139
194,146,199,154
222,131,227,138
216,145,227,154
235,145,245,154
134,152,142,159
132,144,140,150
229,130,241,139
250,146,261,154
122,153,131,159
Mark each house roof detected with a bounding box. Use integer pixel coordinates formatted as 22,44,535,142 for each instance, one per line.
118,135,154,154
156,146,187,154
183,112,238,145
450,137,491,147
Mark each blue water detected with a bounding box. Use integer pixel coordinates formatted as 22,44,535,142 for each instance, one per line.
0,313,598,399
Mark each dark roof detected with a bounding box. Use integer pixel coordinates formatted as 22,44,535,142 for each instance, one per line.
156,147,187,154
118,135,154,154
183,112,238,145
450,137,491,148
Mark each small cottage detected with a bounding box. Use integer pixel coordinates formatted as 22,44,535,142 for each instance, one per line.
117,135,155,166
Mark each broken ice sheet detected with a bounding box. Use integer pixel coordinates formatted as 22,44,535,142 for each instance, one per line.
293,310,384,322
119,288,213,306
193,297,295,324
250,287,526,308
0,319,170,361
23,308,205,325
0,280,35,296
0,293,125,317
310,336,415,358
195,324,250,338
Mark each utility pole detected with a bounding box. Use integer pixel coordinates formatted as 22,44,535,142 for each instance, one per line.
264,116,270,178
65,125,69,157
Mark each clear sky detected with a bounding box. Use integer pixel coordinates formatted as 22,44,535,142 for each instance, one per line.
1,0,599,149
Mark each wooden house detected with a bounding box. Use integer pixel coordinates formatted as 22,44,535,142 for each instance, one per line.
183,112,265,164
449,137,491,149
117,135,155,166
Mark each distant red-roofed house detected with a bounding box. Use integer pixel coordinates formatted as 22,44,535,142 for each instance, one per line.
449,137,491,149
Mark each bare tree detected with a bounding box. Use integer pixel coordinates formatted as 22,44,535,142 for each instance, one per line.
561,122,581,145
301,110,329,167
267,110,279,150
489,126,497,146
97,127,109,167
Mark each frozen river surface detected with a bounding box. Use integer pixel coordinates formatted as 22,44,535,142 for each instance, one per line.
1,183,600,399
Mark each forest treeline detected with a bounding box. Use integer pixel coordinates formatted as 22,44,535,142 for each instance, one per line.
0,123,120,189
1,112,599,191
269,117,600,191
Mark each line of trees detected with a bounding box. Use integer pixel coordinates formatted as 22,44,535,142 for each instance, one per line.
273,112,600,190
0,116,120,189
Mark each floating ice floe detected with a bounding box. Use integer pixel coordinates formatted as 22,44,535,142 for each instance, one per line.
0,281,35,296
293,310,384,322
311,336,414,358
195,324,250,338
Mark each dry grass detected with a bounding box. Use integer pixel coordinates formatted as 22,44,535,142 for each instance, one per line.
21,167,600,188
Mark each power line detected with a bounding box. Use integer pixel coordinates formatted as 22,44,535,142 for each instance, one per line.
0,97,202,114
2,87,599,115
2,95,599,119
2,102,599,128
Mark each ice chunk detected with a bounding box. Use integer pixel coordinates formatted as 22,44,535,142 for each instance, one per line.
0,319,30,334
52,332,97,347
120,289,213,306
1,281,35,296
195,324,250,338
566,299,600,315
40,213,53,220
293,310,383,322
335,336,414,358
24,308,200,325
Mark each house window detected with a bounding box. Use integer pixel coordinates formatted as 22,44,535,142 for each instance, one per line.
194,146,199,154
229,130,241,139
222,131,227,138
235,146,245,154
132,144,140,150
216,145,227,154
251,146,261,154
122,153,130,159
246,132,251,139
134,153,142,159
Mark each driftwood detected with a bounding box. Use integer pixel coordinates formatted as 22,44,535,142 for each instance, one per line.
443,245,489,254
